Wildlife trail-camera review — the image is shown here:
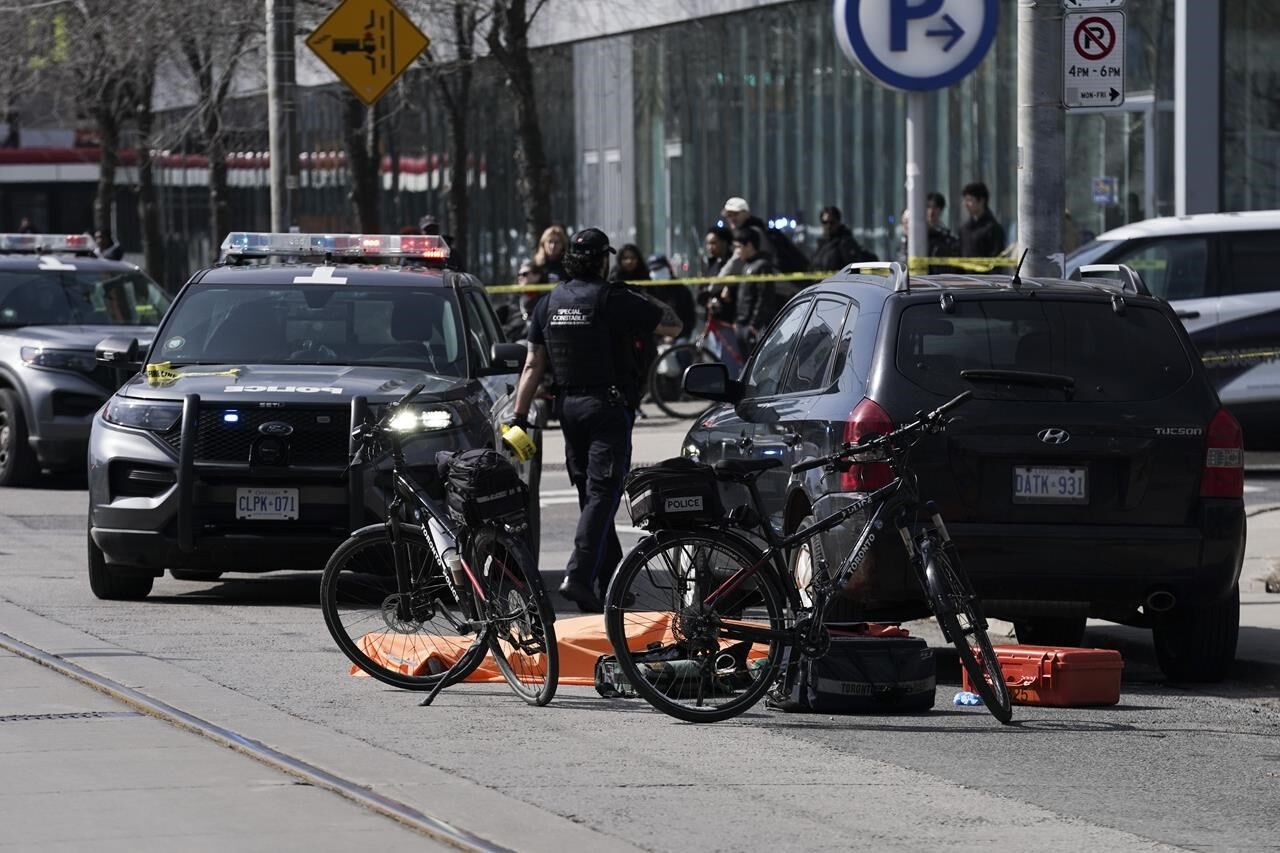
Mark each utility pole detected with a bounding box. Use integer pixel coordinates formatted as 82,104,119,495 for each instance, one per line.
267,0,300,232
1017,0,1065,277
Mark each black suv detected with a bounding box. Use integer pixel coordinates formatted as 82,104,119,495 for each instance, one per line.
87,232,540,600
682,263,1245,681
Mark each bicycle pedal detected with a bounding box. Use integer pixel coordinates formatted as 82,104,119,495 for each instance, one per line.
455,621,478,635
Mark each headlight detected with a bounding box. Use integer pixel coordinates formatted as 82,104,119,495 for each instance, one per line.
102,398,182,431
21,347,97,373
388,405,457,433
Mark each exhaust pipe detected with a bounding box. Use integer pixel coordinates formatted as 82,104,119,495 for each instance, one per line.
1145,590,1177,613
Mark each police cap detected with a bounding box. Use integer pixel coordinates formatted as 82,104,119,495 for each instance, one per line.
568,227,616,256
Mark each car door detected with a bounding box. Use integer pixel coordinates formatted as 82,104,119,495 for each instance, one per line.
751,297,853,506
1212,229,1280,409
1107,235,1217,353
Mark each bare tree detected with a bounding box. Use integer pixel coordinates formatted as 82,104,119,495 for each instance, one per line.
343,94,381,232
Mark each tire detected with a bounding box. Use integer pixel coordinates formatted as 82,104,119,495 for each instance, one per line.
320,524,489,691
471,525,558,706
647,343,717,419
1152,585,1239,683
604,530,789,723
922,542,1013,724
0,389,39,487
170,570,224,582
87,528,154,600
1013,616,1086,648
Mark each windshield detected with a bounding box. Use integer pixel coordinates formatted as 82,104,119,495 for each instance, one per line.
0,269,170,327
153,283,467,375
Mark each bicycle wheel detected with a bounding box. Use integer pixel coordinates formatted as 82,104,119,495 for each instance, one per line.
604,530,789,723
922,542,1013,723
321,524,489,691
471,525,558,706
648,343,719,419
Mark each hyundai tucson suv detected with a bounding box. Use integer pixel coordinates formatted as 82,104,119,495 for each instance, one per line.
87,232,541,600
682,262,1245,682
0,232,169,485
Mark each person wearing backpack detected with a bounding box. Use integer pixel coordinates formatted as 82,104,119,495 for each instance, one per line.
509,228,683,613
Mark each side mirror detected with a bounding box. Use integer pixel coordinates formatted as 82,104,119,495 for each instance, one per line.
484,342,526,375
683,362,743,404
96,336,142,369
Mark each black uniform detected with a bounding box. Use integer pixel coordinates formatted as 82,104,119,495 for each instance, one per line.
530,274,663,597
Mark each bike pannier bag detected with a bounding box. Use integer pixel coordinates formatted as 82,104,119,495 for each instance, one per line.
624,457,724,530
767,635,936,714
436,449,528,524
962,645,1122,707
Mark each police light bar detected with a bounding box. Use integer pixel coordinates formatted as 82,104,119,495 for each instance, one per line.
220,232,450,262
0,233,96,254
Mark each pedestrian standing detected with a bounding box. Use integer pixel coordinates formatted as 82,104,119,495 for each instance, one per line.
731,227,780,351
534,225,570,282
509,228,682,612
810,206,874,272
957,182,1007,258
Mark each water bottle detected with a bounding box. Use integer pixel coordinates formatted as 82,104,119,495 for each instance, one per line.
427,517,466,586
953,690,984,706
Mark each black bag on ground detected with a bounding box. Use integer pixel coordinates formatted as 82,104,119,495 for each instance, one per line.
436,449,528,525
624,457,724,530
595,642,756,699
767,634,936,714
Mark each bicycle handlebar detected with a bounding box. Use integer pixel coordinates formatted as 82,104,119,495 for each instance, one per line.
347,382,428,468
790,390,971,476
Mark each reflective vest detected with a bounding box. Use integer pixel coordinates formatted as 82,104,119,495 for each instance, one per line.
543,278,624,389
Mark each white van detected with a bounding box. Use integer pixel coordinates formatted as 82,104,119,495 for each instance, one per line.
1067,210,1280,446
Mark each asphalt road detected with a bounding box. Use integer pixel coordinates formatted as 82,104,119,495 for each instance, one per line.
0,465,1277,851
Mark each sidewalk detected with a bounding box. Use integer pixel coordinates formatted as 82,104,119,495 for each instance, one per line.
0,648,437,851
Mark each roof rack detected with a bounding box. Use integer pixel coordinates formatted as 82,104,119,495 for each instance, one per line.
219,232,450,266
842,260,909,293
1069,263,1149,296
0,233,97,256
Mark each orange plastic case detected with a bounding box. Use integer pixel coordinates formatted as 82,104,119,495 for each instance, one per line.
962,645,1123,707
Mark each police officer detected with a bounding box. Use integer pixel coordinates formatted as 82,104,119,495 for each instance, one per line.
509,227,682,612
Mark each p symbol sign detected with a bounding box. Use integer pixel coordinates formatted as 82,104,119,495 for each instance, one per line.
891,0,945,51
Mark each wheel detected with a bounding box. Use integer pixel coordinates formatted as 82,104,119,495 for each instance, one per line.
922,542,1013,724
0,389,38,487
170,570,224,582
320,524,489,691
87,528,154,600
604,530,789,723
471,525,558,706
647,343,717,419
1152,585,1239,682
1013,616,1086,647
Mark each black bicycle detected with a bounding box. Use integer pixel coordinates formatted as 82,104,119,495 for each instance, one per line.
603,390,1012,723
320,384,558,706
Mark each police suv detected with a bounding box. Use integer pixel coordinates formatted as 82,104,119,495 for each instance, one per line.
0,233,169,485
87,232,540,600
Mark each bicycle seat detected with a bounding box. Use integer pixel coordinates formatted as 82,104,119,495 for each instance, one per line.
713,458,782,481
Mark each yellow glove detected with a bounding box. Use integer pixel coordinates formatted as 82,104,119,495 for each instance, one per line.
501,424,537,463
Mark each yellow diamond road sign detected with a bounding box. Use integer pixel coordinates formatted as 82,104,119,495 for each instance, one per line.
306,0,430,106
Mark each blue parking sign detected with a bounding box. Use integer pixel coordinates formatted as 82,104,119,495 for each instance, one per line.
1092,176,1118,205
834,0,1001,92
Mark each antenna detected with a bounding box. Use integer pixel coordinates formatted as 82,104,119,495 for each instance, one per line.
1010,248,1030,291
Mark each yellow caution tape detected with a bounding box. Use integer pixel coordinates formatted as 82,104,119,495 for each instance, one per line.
145,361,243,387
1200,350,1280,366
501,424,537,463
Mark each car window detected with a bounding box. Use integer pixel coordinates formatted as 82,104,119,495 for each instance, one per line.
154,283,466,375
1111,237,1210,301
462,291,501,370
0,269,169,327
780,298,847,394
1223,231,1280,295
896,297,1194,402
831,300,863,380
744,299,811,398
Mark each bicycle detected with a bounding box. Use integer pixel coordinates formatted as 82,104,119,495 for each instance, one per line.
320,384,558,707
603,390,1012,723
647,306,744,419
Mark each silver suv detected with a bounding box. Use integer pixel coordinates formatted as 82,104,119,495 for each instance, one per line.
0,233,169,485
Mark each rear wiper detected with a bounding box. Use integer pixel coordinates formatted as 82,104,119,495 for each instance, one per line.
961,369,1075,391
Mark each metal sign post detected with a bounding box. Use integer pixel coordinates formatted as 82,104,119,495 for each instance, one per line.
833,0,1000,266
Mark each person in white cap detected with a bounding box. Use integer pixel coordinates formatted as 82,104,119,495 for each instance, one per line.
717,197,773,277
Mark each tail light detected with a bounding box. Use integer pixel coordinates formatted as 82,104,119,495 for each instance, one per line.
1200,408,1244,498
841,397,894,491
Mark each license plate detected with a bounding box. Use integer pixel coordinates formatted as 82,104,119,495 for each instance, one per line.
235,487,299,520
1012,466,1087,505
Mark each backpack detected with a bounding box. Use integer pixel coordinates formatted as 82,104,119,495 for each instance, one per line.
766,227,811,274
436,449,528,525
